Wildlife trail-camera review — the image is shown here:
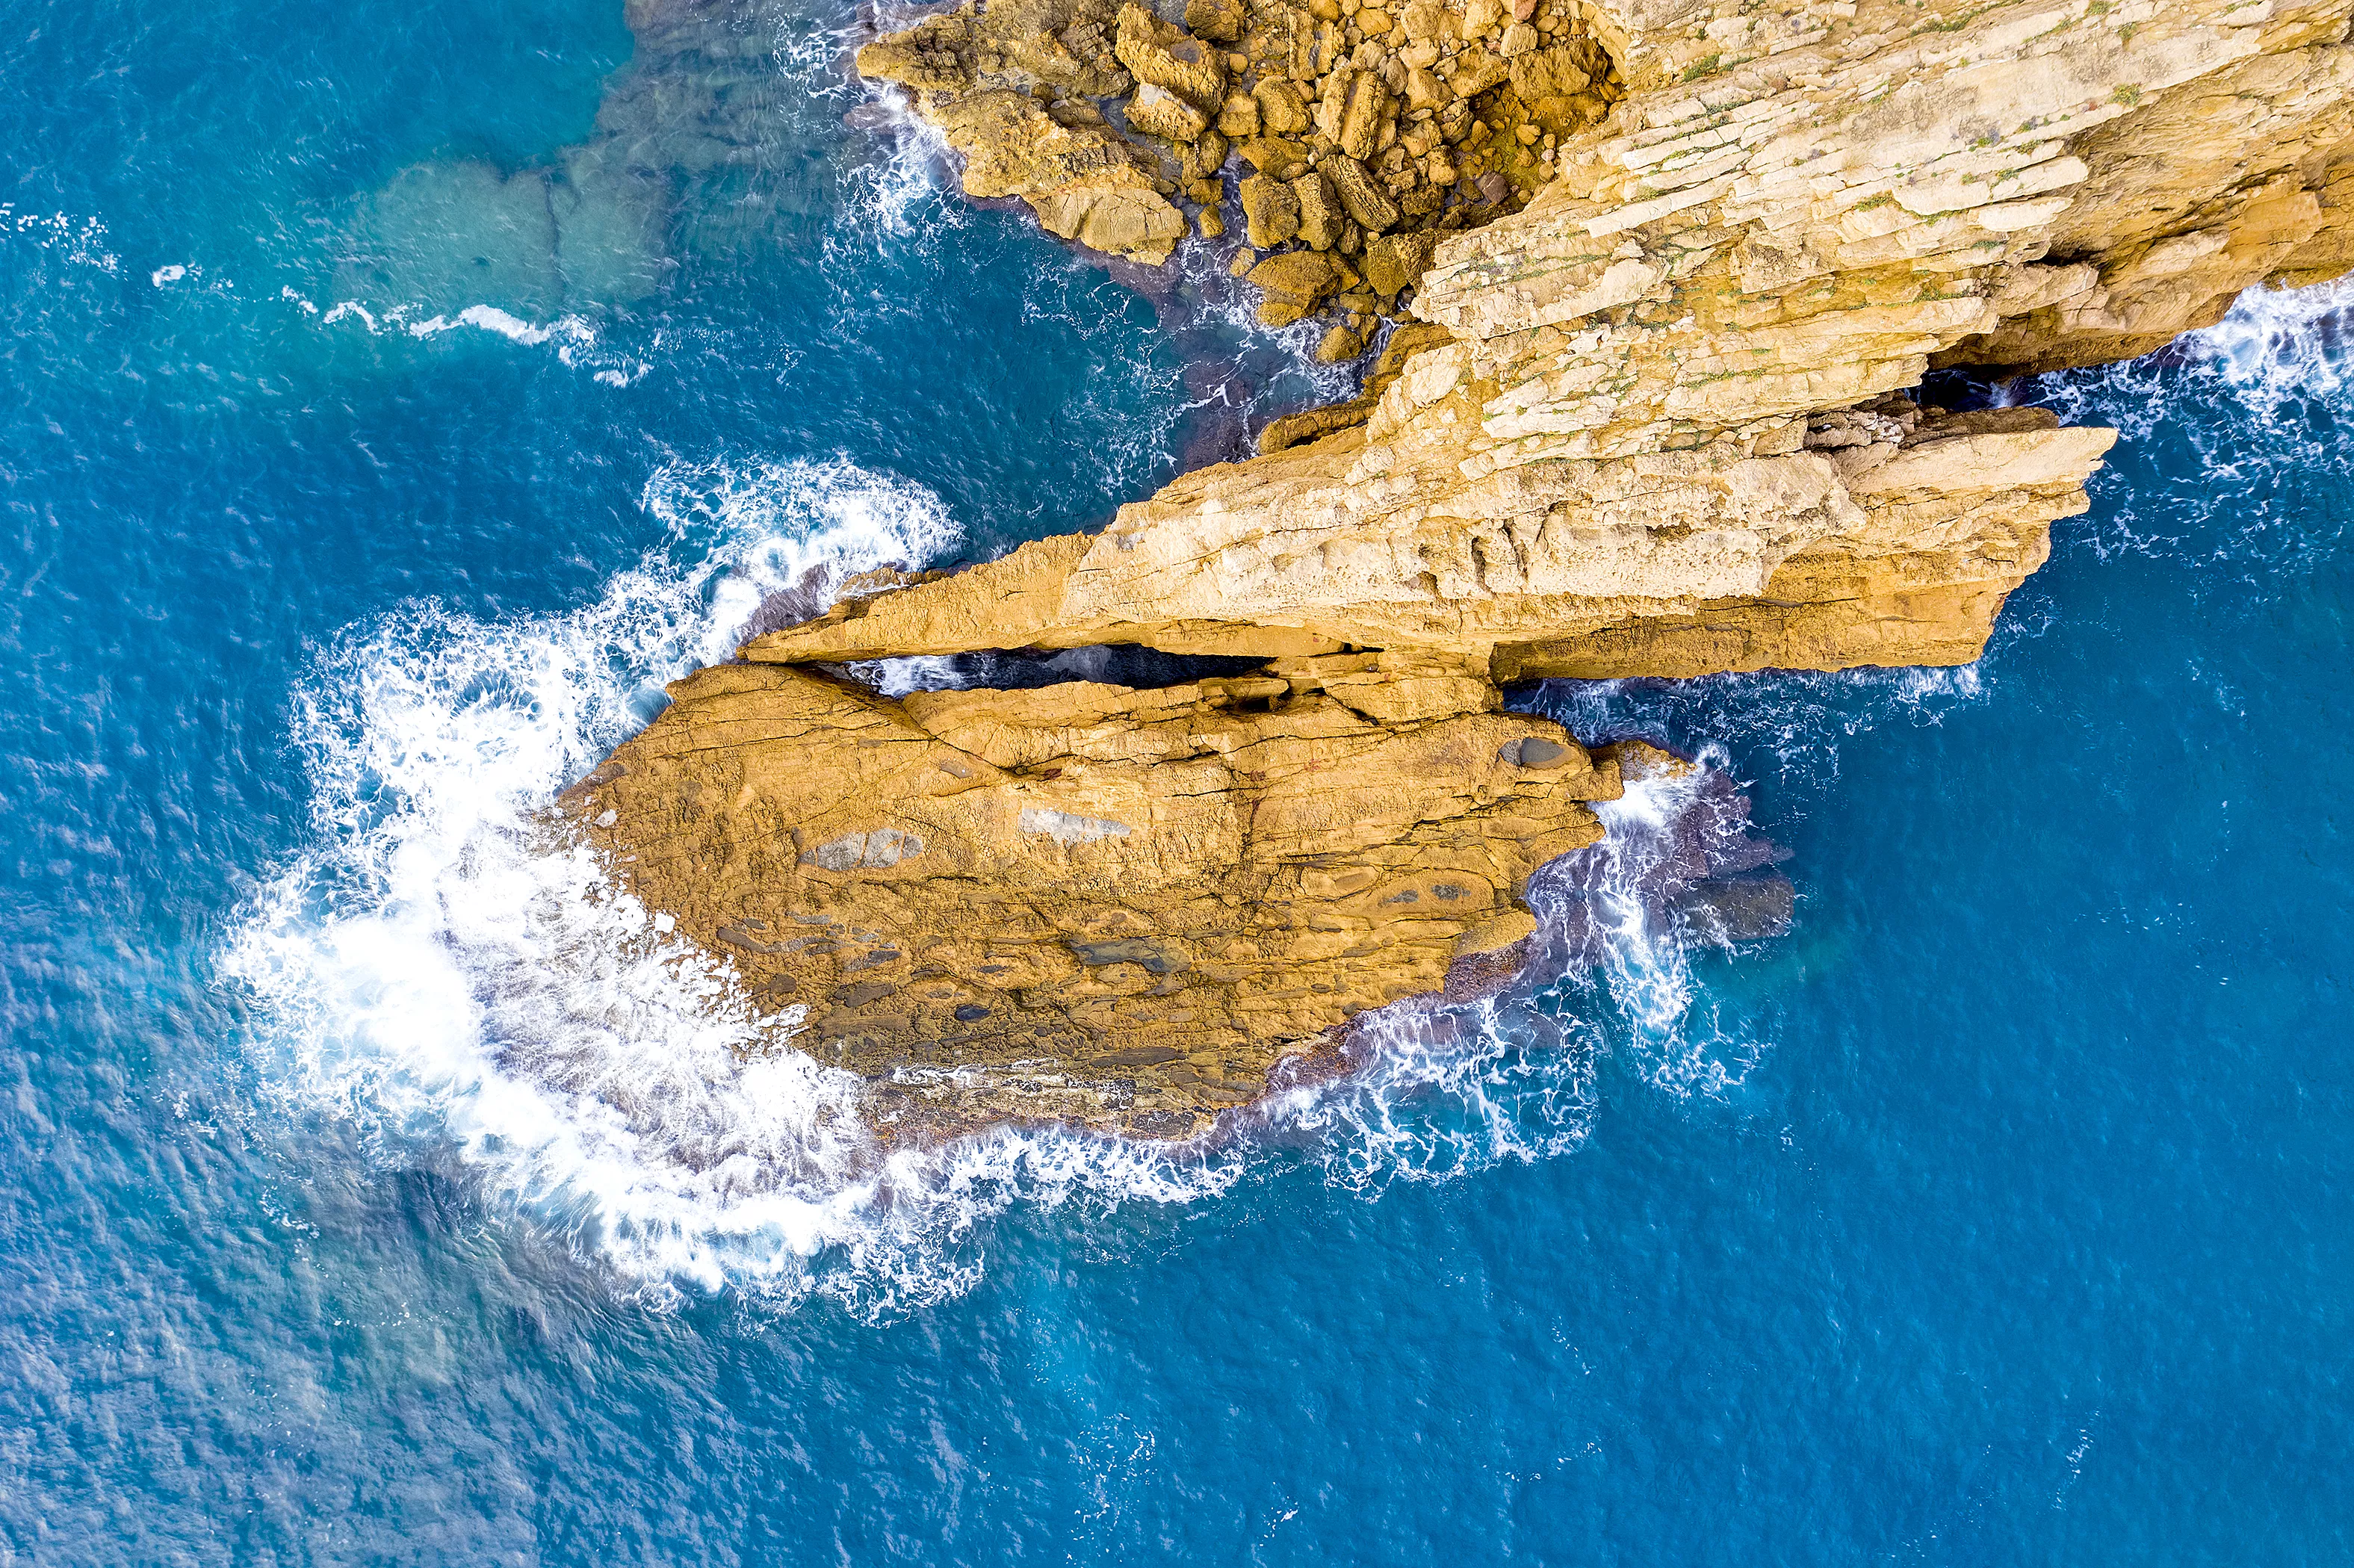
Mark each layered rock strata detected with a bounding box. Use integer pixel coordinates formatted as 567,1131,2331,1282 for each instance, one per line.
580,0,2354,1138
746,399,2113,675
824,0,2354,677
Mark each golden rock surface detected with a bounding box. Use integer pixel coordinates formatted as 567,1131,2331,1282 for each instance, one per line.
581,0,2354,1136
858,0,1621,306
567,658,1616,1138
745,403,2115,676
805,0,2354,678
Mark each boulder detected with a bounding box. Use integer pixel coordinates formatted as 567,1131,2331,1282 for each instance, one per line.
1247,247,1347,325
1029,167,1188,263
1360,229,1438,297
1128,81,1210,141
1323,154,1400,232
1239,173,1301,249
1316,321,1365,362
1237,135,1311,179
1293,167,1345,249
1184,0,1245,43
1114,4,1225,111
1254,78,1313,136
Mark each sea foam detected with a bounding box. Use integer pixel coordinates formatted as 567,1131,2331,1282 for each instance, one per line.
223,459,1254,1314
284,290,653,386
2029,277,2354,572
225,456,1768,1313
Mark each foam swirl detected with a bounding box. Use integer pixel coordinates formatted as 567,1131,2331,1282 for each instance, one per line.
225,456,1793,1313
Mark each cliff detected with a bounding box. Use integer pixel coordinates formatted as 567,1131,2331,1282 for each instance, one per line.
573,0,2354,1138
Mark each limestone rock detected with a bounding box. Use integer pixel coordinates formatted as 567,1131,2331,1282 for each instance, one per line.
1177,128,1228,182
1126,81,1211,141
1185,0,1245,45
827,0,2354,680
1237,134,1311,179
1316,320,1365,362
852,0,1617,319
1361,228,1439,298
923,90,1187,264
1448,48,1511,102
1028,166,1189,263
743,406,2115,675
1239,172,1301,248
1257,320,1451,453
1294,166,1346,249
617,0,2354,1139
1324,154,1401,232
1254,78,1312,136
858,1,1133,101
569,660,1616,1138
1114,4,1225,111
1322,66,1393,161
1248,247,1347,326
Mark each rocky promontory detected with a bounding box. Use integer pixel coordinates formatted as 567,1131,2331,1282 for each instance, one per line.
574,0,2354,1138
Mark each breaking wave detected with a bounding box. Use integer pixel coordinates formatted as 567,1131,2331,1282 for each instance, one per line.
828,92,964,252
1257,744,1787,1189
223,454,1800,1315
273,288,654,386
2175,274,2354,412
1526,664,1989,784
221,457,1274,1317
2031,277,2354,571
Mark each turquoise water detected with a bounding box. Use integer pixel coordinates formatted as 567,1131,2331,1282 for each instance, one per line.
4,1,2350,1561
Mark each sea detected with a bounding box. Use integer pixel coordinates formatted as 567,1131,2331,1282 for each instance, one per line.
1,0,2347,1561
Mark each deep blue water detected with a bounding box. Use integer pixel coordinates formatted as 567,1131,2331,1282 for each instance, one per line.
4,1,2350,1562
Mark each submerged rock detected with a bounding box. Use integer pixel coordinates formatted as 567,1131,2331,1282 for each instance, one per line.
1672,877,1795,946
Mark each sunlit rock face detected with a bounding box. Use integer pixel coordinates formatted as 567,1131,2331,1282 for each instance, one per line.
563,649,1629,1135
566,655,1623,1139
812,0,2354,681
581,0,2354,1135
856,0,1626,321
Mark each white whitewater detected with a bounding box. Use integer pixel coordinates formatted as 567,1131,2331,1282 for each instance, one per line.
224,459,1254,1314
224,456,1768,1313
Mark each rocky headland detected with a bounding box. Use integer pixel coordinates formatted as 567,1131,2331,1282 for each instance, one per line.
574,0,2354,1139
